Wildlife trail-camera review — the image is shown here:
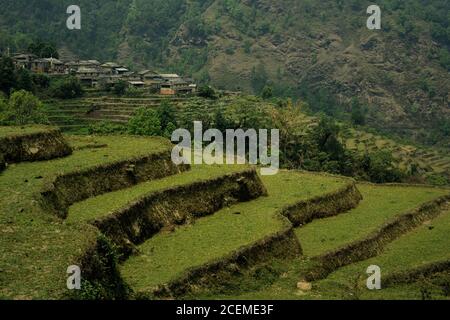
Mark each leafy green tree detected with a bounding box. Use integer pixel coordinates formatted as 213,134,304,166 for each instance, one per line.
157,100,177,132
31,73,50,89
250,63,268,95
243,40,252,54
28,40,59,58
127,107,162,136
113,80,127,96
438,49,450,71
214,109,229,132
163,122,177,139
261,86,273,99
351,99,366,126
198,85,216,99
1,90,47,125
50,77,84,99
0,56,17,95
16,68,34,92
362,151,403,183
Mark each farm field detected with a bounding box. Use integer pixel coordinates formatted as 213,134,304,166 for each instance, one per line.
0,126,449,300
0,131,177,299
119,171,349,296
200,184,450,300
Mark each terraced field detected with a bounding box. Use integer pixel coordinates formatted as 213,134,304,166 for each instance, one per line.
43,96,199,132
1,125,449,300
0,129,181,299
208,184,450,300
343,129,450,181
315,208,450,300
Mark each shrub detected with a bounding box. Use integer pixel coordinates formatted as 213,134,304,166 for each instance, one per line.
351,99,366,126
88,121,126,135
125,86,141,97
50,77,84,99
157,100,177,132
198,85,217,99
127,107,162,136
0,90,48,125
0,56,17,95
261,86,273,99
31,73,50,89
113,80,127,96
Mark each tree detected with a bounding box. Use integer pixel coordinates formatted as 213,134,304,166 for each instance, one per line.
113,80,127,96
16,68,34,92
250,63,268,95
438,48,450,71
1,90,48,125
198,85,216,99
28,40,59,58
157,100,177,132
362,151,403,183
50,77,83,99
127,107,161,136
261,86,273,99
214,109,229,132
31,73,50,89
0,56,17,95
351,99,366,126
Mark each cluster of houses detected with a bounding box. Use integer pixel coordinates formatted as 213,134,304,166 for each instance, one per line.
11,53,197,95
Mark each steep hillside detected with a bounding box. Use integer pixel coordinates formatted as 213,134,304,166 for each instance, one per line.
0,0,449,144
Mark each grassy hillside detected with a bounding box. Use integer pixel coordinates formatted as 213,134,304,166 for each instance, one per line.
1,126,449,300
202,184,450,300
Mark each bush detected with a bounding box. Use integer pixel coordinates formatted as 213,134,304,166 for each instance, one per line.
113,80,127,96
127,107,162,136
351,99,366,126
157,100,177,132
0,90,48,125
0,56,17,95
125,86,141,97
88,121,126,135
362,151,404,183
31,73,50,89
438,49,450,71
261,86,273,99
198,85,217,99
16,68,34,92
50,77,84,99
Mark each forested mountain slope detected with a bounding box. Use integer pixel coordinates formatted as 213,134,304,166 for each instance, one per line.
0,0,448,145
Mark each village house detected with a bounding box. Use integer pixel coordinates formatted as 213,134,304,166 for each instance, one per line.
160,78,196,95
11,53,37,69
31,58,50,73
138,70,163,90
9,51,197,93
45,58,66,74
76,66,102,87
100,62,122,75
159,73,181,82
65,60,101,74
